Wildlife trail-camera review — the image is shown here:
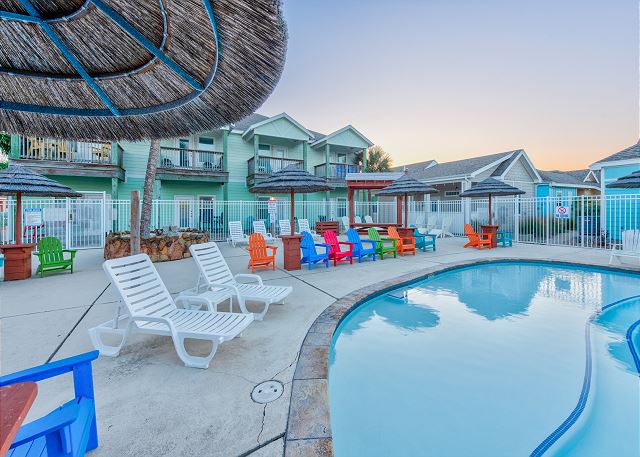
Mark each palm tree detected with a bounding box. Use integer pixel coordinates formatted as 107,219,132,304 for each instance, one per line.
357,145,392,172
140,139,160,238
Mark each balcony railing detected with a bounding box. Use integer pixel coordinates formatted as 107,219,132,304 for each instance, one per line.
159,147,224,172
248,156,304,176
314,163,361,179
17,137,117,165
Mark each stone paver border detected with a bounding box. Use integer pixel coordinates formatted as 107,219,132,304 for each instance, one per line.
283,257,640,456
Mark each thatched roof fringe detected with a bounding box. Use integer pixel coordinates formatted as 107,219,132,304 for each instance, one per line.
0,164,83,197
249,165,334,194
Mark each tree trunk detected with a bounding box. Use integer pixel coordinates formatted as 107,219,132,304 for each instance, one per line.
140,139,160,238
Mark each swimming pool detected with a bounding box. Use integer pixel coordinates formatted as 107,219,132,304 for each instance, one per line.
329,262,640,456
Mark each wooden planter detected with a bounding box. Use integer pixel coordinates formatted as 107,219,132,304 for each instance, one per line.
315,221,339,235
1,244,36,281
280,234,302,271
481,225,499,248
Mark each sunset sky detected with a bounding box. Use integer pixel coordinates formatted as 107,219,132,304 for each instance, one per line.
260,0,638,171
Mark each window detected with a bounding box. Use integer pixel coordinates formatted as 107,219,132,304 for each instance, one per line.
258,144,271,155
197,137,215,163
444,190,460,197
336,153,347,164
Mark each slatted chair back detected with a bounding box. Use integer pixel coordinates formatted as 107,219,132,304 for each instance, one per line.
279,219,292,236
249,233,270,259
253,220,270,237
415,213,425,227
427,214,438,230
368,227,383,242
189,242,236,287
37,236,65,263
301,231,318,256
346,228,363,253
387,226,401,241
228,221,245,240
622,230,640,252
323,230,341,255
103,254,176,318
354,216,362,224
298,219,312,234
341,216,350,232
364,215,373,224
464,224,476,237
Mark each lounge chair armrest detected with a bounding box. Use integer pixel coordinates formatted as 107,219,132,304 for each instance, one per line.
426,234,438,241
338,241,354,247
130,315,176,334
234,274,264,285
11,402,80,448
267,246,278,254
63,249,78,258
0,351,99,386
362,240,377,248
314,243,331,253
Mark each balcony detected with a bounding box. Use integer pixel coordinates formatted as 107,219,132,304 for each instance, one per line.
13,137,124,180
314,163,361,186
156,147,227,183
247,156,304,187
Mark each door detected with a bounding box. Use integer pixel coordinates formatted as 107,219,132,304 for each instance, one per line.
68,192,105,249
198,195,217,234
178,138,190,168
174,196,194,228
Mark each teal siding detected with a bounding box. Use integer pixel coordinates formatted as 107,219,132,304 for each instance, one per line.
602,164,640,240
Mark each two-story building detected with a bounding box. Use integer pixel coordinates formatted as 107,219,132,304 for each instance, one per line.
8,112,374,206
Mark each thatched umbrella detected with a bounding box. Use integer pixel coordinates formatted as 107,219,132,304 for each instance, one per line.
0,165,82,245
606,170,640,189
376,174,438,226
459,178,525,225
0,0,287,140
249,166,334,236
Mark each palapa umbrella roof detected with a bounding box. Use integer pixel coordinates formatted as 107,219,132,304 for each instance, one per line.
249,165,334,194
606,170,640,189
459,178,525,198
0,165,82,197
0,0,287,140
376,174,438,196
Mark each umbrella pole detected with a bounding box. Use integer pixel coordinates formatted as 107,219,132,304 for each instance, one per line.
404,193,409,227
290,190,295,236
15,192,22,245
488,195,492,226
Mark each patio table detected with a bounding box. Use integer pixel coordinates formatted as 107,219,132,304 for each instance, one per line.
0,382,38,455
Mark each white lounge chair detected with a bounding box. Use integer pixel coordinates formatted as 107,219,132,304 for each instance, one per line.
298,219,321,240
341,216,350,232
188,242,293,321
279,219,297,236
227,221,249,247
89,254,253,369
354,216,362,224
414,213,425,229
253,220,276,242
364,215,374,224
426,214,438,232
441,217,453,238
609,229,640,265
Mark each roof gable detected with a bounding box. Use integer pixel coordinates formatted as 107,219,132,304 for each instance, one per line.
537,169,600,189
591,143,640,169
491,150,542,182
310,125,373,149
402,150,518,181
241,113,314,141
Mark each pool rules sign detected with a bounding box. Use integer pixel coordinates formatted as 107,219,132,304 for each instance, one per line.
555,205,571,219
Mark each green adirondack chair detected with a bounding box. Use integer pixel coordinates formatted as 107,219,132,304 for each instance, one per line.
367,228,397,259
34,236,77,277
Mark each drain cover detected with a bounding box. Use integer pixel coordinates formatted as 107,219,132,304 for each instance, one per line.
251,380,284,404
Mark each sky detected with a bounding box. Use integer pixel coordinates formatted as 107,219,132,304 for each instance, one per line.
260,0,639,171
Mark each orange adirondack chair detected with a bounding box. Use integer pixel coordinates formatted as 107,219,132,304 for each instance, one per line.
387,226,416,256
464,224,492,249
247,233,277,272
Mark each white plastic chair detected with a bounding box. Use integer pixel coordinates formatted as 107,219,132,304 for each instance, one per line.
341,216,350,232
354,216,362,224
441,217,453,238
298,219,321,240
426,214,438,232
89,254,253,369
227,221,249,247
414,213,425,229
253,220,276,242
279,219,297,236
364,215,374,224
188,242,293,321
610,230,640,265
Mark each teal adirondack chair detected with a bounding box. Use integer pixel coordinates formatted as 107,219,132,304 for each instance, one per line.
497,230,513,247
367,228,396,259
412,226,437,252
34,237,77,277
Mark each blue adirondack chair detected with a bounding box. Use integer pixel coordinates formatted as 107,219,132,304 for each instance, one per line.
346,228,376,262
412,226,437,252
0,351,99,457
300,231,331,270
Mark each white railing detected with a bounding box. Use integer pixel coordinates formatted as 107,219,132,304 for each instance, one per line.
1,195,638,250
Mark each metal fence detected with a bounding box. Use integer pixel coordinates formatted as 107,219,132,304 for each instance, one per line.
1,195,638,250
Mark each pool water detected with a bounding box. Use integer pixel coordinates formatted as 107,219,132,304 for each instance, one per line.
329,262,640,456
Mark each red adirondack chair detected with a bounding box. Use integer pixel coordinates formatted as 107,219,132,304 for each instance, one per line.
323,230,353,266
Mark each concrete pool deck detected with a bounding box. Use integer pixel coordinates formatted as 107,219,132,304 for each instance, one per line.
1,239,637,456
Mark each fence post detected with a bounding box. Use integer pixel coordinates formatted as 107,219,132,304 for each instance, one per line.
580,195,585,247
546,196,551,245
65,197,71,249
514,195,520,243
130,191,140,255
101,197,106,248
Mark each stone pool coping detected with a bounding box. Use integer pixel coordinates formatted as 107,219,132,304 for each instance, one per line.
282,257,640,456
